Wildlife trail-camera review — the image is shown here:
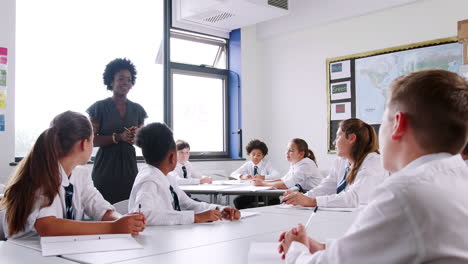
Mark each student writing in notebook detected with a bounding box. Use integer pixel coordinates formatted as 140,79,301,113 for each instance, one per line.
231,139,281,209
278,69,468,263
252,138,322,192
281,118,386,208
169,140,212,185
128,123,240,225
1,111,146,239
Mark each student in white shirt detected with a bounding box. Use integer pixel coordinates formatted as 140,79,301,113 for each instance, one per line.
1,111,146,239
232,139,281,209
231,139,280,180
278,69,468,263
252,138,322,191
170,140,212,185
281,118,386,208
128,123,240,225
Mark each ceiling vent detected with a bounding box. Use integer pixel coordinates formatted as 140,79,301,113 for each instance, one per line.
173,0,290,38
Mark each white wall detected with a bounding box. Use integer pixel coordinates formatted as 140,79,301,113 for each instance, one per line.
242,0,468,173
0,0,15,184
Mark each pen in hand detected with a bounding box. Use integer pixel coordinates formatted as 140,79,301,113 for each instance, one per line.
138,204,141,214
304,206,319,230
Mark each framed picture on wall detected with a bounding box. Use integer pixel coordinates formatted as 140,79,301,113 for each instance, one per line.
330,60,351,80
326,37,462,153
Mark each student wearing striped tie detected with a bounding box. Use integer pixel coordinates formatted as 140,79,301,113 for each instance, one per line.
128,123,240,225
279,69,468,263
230,139,280,180
1,111,146,239
170,140,212,185
281,118,386,208
231,139,280,209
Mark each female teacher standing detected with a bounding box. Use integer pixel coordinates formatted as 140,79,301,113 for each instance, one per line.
87,58,147,204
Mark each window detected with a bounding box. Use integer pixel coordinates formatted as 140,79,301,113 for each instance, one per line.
169,30,230,157
15,0,164,157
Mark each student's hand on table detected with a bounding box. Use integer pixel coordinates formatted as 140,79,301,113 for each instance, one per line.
278,224,310,259
281,192,317,207
194,210,222,223
200,176,213,184
113,213,146,235
251,178,264,186
253,175,266,180
221,207,241,221
240,174,253,180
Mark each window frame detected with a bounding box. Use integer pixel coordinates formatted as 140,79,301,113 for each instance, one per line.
167,27,232,159
169,66,230,158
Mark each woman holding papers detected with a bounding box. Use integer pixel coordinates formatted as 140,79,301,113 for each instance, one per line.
282,118,386,208
128,122,240,225
87,58,147,204
252,138,322,192
1,111,146,239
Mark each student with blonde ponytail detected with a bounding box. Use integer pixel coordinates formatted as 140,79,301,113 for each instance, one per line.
282,118,386,208
1,111,146,239
252,138,322,191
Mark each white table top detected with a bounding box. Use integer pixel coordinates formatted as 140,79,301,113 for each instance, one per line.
8,205,358,264
0,241,74,264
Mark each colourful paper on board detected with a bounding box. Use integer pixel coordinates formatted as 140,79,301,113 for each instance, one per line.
0,91,6,109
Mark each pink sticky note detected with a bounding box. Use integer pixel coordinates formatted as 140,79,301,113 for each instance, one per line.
0,47,7,56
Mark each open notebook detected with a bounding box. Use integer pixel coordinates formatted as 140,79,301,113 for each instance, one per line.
40,234,142,257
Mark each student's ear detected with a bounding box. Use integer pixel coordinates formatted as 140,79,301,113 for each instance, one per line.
391,112,408,140
347,133,357,144
79,139,87,151
168,150,177,165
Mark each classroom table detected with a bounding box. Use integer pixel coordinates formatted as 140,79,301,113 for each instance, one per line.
0,241,75,264
180,181,286,206
7,205,359,264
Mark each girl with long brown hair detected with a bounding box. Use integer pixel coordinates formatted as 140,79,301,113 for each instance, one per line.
252,138,322,191
1,111,145,238
282,118,386,207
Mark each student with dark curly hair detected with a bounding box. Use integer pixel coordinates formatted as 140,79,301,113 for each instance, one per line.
231,139,280,209
86,58,147,204
231,139,279,180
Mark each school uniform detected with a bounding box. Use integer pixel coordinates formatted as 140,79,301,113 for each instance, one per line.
305,152,386,207
170,161,204,185
281,158,322,191
287,153,468,264
232,159,281,209
4,164,114,239
128,164,222,225
230,159,281,180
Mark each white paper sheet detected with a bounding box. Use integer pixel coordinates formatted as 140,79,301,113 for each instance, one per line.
40,234,142,257
276,204,356,212
331,102,352,120
330,60,351,80
248,242,284,264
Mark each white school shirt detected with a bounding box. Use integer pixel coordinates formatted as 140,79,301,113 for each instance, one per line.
128,164,221,225
170,161,204,185
281,158,322,191
230,159,280,180
305,152,386,207
4,164,114,239
287,153,468,264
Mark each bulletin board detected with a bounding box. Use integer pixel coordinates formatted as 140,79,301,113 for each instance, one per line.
326,37,462,152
